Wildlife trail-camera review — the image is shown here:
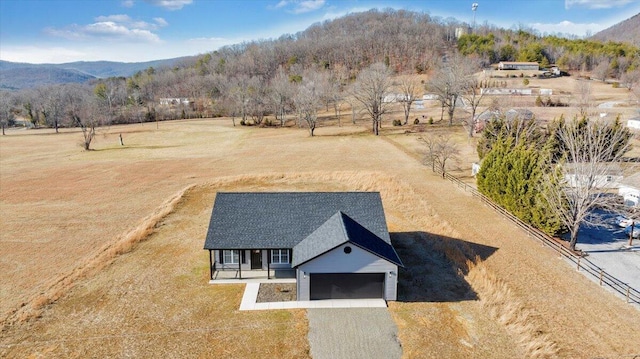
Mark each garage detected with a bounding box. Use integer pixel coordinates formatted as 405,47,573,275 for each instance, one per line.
309,273,385,300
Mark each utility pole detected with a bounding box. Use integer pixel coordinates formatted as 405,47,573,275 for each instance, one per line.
472,3,479,32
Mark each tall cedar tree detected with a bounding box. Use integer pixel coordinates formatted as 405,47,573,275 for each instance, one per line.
477,138,564,235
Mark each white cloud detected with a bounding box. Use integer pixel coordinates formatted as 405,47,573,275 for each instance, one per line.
154,17,169,27
565,0,634,9
121,0,135,8
144,0,193,10
293,0,325,14
271,0,325,14
0,45,89,64
45,15,167,43
530,20,605,36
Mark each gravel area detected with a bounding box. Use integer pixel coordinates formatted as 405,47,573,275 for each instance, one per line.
256,283,296,302
307,308,402,359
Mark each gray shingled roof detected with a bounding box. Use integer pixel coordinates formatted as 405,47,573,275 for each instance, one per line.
204,192,392,251
291,211,403,267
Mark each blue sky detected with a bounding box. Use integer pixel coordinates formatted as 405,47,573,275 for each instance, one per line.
1,0,639,64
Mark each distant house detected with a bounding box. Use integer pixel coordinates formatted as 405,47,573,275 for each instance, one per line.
480,88,532,96
627,118,640,130
619,173,640,207
159,97,190,106
498,62,540,71
563,163,623,189
203,192,403,301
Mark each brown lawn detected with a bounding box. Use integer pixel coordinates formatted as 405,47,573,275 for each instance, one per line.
1,80,639,358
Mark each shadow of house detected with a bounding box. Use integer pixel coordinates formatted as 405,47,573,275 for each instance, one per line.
391,232,498,303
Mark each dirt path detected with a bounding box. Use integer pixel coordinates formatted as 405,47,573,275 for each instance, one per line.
307,308,401,359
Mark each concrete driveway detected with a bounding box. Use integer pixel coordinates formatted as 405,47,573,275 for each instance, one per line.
307,308,402,359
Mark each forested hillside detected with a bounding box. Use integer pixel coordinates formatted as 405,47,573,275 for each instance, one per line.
592,13,640,47
1,8,638,132
0,57,190,89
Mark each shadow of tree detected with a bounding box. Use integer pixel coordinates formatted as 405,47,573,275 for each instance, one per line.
391,231,498,303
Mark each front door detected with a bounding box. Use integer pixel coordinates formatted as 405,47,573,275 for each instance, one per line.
250,250,262,269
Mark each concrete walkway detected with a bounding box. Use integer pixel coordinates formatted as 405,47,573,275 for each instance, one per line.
307,308,402,359
238,282,387,310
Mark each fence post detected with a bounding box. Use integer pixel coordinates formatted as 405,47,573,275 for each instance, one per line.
576,256,581,271
599,270,603,286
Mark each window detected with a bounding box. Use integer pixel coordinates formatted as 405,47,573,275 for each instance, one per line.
222,250,239,264
271,249,289,264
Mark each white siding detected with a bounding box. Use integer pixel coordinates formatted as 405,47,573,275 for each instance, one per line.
296,243,398,301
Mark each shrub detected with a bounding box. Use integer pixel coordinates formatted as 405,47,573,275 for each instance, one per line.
393,119,402,126
240,119,246,126
535,95,543,107
523,78,530,86
612,82,620,88
428,117,434,125
414,118,420,125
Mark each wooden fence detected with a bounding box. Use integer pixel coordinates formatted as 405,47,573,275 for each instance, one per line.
437,168,640,306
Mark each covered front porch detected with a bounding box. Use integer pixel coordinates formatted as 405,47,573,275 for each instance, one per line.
209,269,296,283
207,248,294,280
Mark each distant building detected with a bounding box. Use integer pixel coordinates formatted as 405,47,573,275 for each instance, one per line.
619,173,640,207
480,88,532,96
627,118,640,130
498,62,540,71
159,98,191,106
563,163,623,189
455,27,469,39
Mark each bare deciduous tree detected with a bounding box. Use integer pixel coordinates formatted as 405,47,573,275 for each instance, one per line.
620,68,640,96
269,67,294,126
350,63,393,135
39,85,66,133
428,54,477,126
418,134,460,178
64,84,106,150
293,73,323,136
396,75,420,125
0,90,16,135
592,60,610,82
541,118,634,251
574,79,592,117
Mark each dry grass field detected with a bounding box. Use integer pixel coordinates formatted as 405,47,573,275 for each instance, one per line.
1,75,639,358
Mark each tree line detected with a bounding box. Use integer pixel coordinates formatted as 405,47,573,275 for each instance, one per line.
0,8,638,143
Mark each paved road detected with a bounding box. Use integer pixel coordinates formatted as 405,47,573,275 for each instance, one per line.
307,308,402,359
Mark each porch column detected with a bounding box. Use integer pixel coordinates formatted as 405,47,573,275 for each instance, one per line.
267,249,271,279
209,249,213,280
238,250,242,279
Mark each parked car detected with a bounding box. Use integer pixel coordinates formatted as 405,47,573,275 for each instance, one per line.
624,225,640,238
616,216,635,228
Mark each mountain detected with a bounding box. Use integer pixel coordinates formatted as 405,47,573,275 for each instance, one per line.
0,57,191,90
0,67,95,90
591,13,640,46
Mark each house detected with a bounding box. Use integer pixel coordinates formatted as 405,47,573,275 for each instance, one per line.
627,118,640,130
203,192,403,301
563,163,623,189
480,88,533,96
159,97,191,106
498,61,540,71
619,172,640,207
